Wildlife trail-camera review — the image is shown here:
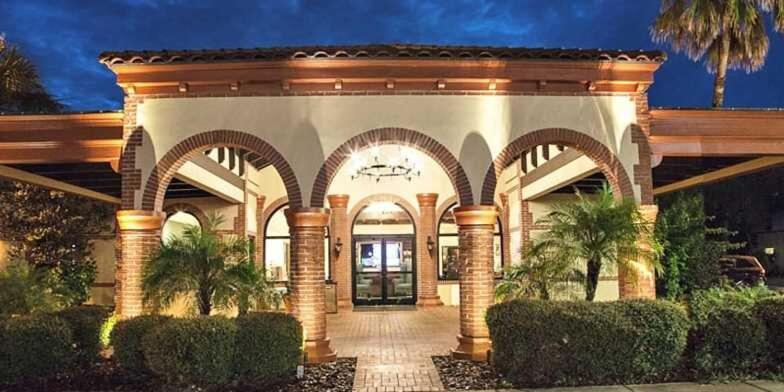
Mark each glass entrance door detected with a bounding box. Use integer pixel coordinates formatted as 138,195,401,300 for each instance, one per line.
353,236,415,305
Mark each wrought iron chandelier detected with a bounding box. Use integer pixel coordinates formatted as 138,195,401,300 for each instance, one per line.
350,146,421,182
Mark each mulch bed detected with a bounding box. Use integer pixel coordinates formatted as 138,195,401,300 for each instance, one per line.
0,357,357,392
431,355,513,391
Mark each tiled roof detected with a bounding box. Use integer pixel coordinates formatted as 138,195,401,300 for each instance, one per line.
99,43,666,66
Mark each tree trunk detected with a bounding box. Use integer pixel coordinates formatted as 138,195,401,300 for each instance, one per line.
198,289,212,315
585,258,602,301
712,33,731,108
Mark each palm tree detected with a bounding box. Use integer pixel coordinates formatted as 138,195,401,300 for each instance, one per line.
537,184,660,301
495,240,584,301
143,213,275,315
0,35,63,113
651,0,784,107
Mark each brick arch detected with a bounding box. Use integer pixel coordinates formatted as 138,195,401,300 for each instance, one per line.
310,128,473,208
262,196,290,229
480,128,635,205
163,202,208,227
348,193,420,231
141,130,302,212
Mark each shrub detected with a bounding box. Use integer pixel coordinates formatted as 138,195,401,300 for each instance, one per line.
0,315,73,385
54,305,112,366
689,286,775,377
487,299,689,387
142,316,237,385
756,296,784,369
111,315,171,374
234,312,302,383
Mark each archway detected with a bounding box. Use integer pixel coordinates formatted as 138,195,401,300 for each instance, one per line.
311,127,473,207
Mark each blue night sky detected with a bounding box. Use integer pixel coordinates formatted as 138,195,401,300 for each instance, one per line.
2,0,783,111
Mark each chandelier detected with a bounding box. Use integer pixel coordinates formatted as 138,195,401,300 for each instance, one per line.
350,146,421,182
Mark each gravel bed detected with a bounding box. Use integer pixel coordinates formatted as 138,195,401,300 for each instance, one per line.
432,355,513,391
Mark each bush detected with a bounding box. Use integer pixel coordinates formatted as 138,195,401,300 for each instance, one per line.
142,316,237,385
0,315,73,384
111,315,171,374
487,299,689,387
689,286,775,377
756,296,784,369
54,305,112,366
234,312,302,383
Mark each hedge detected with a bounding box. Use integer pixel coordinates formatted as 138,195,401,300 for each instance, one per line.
487,299,689,387
233,312,303,383
54,305,112,366
142,316,237,385
111,315,172,374
755,296,784,369
689,286,773,377
0,315,73,385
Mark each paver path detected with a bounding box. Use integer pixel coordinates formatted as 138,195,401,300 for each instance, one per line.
328,306,460,392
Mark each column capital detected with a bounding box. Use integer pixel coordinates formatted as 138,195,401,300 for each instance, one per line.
453,205,496,226
416,193,439,207
256,194,266,202
285,207,330,228
327,194,350,209
498,192,509,207
638,204,659,221
116,210,165,231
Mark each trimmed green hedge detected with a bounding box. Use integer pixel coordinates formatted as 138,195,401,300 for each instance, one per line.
142,316,237,385
0,315,74,385
54,305,112,366
234,312,303,382
487,299,689,387
111,315,172,374
756,296,784,369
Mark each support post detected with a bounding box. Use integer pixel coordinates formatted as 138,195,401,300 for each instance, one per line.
416,193,443,306
327,195,352,309
115,210,165,319
619,204,658,299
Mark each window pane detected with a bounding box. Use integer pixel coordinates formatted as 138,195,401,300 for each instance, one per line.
265,238,290,281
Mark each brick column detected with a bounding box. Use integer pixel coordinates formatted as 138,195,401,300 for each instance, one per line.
416,193,443,306
234,188,248,237
254,195,266,267
285,207,337,363
115,210,165,319
499,193,511,269
619,204,658,299
327,195,351,309
452,205,497,361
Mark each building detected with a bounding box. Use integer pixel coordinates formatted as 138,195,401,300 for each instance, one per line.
1,44,783,362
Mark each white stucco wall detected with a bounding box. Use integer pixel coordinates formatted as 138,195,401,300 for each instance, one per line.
134,94,641,209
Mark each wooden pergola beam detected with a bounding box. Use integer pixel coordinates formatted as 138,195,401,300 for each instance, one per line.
653,156,784,196
0,164,120,205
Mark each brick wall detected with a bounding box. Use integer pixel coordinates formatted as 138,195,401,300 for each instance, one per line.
416,193,442,306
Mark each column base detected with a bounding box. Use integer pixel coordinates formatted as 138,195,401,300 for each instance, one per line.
337,299,354,310
416,296,444,307
304,338,337,364
451,334,491,362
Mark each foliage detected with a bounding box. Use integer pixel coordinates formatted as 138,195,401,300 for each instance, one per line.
0,180,113,306
655,192,742,299
99,312,117,349
111,315,172,375
495,241,584,301
754,296,784,369
142,316,237,385
537,184,660,301
233,312,303,383
144,213,277,315
0,35,63,113
0,315,73,385
54,305,112,366
0,261,65,316
689,285,776,377
227,260,284,314
487,299,689,387
651,0,784,106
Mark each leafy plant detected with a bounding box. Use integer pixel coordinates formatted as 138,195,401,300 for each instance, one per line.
496,241,584,301
233,312,302,383
537,184,660,301
0,262,64,316
0,35,63,113
651,0,784,107
143,213,277,315
0,315,74,385
111,315,172,375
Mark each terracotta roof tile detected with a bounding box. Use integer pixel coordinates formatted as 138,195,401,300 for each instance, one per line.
99,43,666,66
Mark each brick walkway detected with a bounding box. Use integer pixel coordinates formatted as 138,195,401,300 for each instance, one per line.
328,306,460,392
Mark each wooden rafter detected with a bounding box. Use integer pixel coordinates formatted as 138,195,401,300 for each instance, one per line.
653,156,784,196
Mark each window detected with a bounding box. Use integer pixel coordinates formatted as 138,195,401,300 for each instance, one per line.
161,211,201,244
263,203,330,282
437,203,503,280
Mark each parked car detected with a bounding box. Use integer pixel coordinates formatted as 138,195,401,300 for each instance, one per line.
719,255,766,285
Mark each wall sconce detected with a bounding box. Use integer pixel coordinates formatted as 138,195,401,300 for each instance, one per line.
334,237,343,255
427,235,435,254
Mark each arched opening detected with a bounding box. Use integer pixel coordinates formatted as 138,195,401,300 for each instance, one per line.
263,202,330,282
437,202,504,280
351,201,416,305
161,210,201,244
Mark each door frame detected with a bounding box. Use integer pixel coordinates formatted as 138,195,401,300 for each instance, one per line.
351,234,417,305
